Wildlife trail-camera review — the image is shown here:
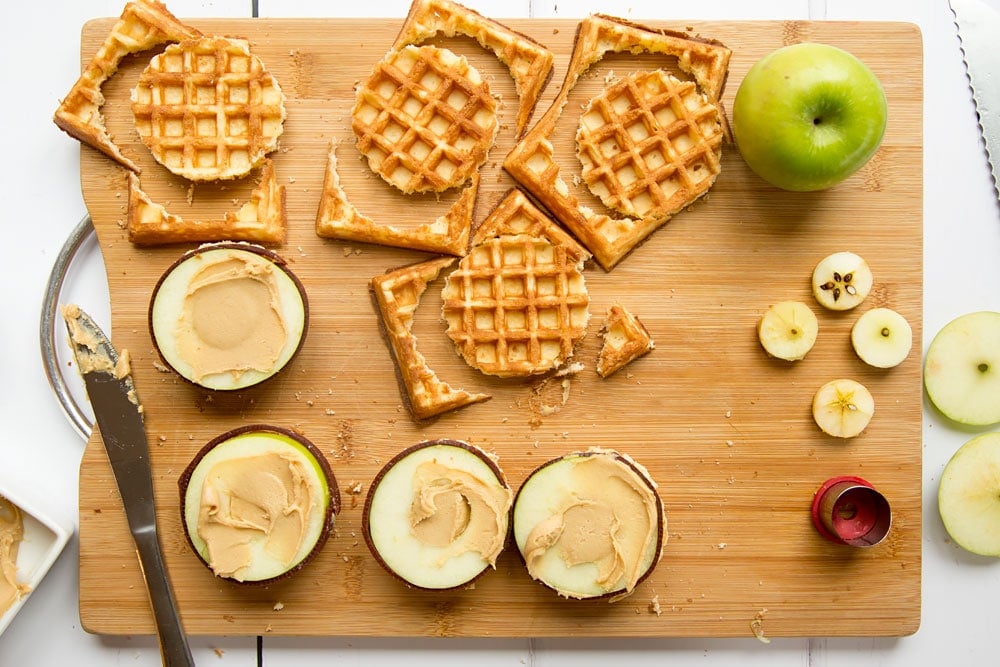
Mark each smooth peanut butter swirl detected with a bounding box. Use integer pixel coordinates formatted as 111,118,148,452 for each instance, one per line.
197,452,314,581
177,252,287,382
409,460,511,567
0,496,29,616
524,454,659,596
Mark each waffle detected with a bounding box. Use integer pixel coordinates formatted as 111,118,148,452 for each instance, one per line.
315,142,477,256
127,159,286,245
576,70,723,221
393,0,554,139
441,234,590,378
352,44,498,194
596,304,654,378
472,189,591,263
503,14,731,270
53,0,202,172
371,257,491,420
131,36,287,181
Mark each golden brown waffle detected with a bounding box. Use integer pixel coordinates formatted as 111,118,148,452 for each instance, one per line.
315,142,477,256
393,0,554,139
53,0,202,172
127,159,286,245
441,234,590,378
131,36,286,181
472,189,591,263
352,44,498,194
503,14,731,270
371,257,491,420
576,70,723,221
596,304,654,378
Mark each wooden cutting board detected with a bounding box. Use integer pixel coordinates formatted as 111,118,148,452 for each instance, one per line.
74,15,923,638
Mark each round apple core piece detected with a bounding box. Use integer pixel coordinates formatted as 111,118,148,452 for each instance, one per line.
512,448,665,600
179,425,339,584
851,307,913,368
937,432,1000,557
924,311,1000,426
363,440,512,590
149,243,308,391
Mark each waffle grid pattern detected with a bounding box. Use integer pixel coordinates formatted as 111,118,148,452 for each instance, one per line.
442,235,589,377
352,44,498,194
576,70,723,220
131,37,286,181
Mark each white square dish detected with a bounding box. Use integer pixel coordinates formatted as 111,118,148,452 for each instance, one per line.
0,482,74,638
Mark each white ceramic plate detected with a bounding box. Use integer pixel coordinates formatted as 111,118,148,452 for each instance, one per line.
0,478,74,638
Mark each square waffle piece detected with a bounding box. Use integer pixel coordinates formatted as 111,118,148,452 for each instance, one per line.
315,143,478,256
503,14,731,270
472,188,591,263
371,257,491,420
596,304,655,378
441,234,590,378
53,0,202,172
393,0,554,139
130,36,287,181
127,159,286,245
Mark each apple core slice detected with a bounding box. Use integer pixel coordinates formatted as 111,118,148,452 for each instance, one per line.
149,243,308,391
851,307,912,368
363,440,512,590
937,432,1000,557
178,425,339,584
924,311,1000,426
512,448,665,600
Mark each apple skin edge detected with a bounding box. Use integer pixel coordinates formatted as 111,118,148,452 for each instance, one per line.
732,42,888,192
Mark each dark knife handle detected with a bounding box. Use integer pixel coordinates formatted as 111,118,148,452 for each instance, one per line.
133,527,195,667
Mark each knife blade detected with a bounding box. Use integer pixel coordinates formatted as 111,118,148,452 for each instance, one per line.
62,305,194,667
951,0,1000,203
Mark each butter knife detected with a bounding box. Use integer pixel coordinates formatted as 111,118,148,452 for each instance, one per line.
63,305,194,667
951,0,1000,203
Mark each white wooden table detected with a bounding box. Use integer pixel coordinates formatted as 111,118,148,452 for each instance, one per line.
1,0,997,664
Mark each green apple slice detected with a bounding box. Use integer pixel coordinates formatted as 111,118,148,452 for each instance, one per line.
924,311,1000,426
149,243,308,391
512,448,664,600
937,432,1000,557
363,440,512,590
179,425,339,584
851,307,913,368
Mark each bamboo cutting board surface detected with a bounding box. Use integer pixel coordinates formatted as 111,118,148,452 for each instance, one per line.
74,15,923,638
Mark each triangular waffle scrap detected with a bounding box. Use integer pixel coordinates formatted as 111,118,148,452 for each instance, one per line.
315,142,476,257
53,0,203,172
472,188,591,263
393,0,555,139
503,14,731,271
127,159,287,245
596,304,654,378
371,257,491,420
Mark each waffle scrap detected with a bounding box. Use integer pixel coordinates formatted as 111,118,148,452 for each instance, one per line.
596,304,655,378
576,70,723,221
315,143,477,256
371,257,491,420
441,234,590,378
472,189,591,263
131,36,287,181
393,0,554,139
503,14,731,270
127,159,287,245
353,44,498,194
53,0,202,172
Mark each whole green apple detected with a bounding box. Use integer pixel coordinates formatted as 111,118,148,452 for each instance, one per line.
732,42,887,192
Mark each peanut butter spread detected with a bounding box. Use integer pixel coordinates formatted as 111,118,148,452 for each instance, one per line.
177,252,288,382
409,460,511,567
524,454,659,597
197,451,315,581
0,496,29,617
